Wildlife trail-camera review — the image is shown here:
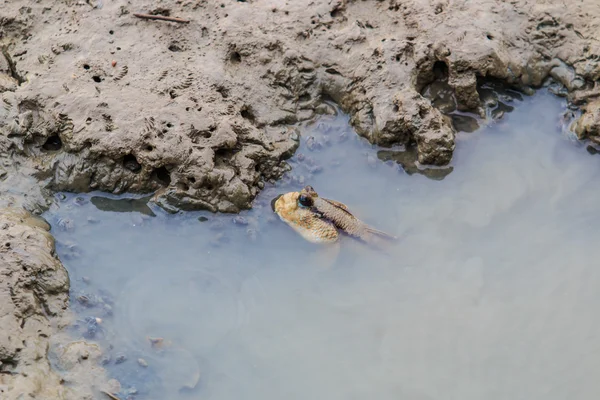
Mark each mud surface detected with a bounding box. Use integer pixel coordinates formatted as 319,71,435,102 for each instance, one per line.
1,0,600,397
0,208,109,399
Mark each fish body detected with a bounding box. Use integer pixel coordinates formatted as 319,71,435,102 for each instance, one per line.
273,186,396,244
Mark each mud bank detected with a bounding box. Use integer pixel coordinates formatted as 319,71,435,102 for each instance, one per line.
0,209,109,399
1,0,600,213
1,0,600,397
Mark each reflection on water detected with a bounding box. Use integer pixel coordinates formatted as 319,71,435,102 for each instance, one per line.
46,91,600,400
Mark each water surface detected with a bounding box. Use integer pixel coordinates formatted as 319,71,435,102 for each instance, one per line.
46,91,600,400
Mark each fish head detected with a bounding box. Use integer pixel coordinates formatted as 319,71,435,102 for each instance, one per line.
272,190,339,244
272,191,301,215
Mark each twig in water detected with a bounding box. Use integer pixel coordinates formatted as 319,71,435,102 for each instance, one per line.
101,390,121,400
133,13,190,23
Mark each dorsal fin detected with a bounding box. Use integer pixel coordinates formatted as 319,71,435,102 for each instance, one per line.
321,198,356,218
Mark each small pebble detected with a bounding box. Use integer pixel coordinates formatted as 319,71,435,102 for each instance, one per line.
115,354,127,364
100,355,112,365
77,295,91,306
58,218,75,231
305,136,322,151
137,358,148,368
111,60,117,67
102,304,113,317
126,387,138,395
107,379,121,394
307,165,323,174
73,196,88,206
232,216,248,225
148,337,164,348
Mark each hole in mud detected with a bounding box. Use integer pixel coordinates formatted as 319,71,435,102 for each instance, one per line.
153,166,172,185
169,90,177,99
109,30,114,35
92,76,102,83
298,94,311,103
188,176,196,183
215,148,232,160
166,122,173,128
116,47,121,51
216,86,230,98
42,135,62,151
86,117,92,124
230,51,241,64
330,9,342,18
150,7,171,16
185,107,190,112
83,64,90,70
432,61,449,81
5,242,11,248
123,154,141,173
168,43,183,52
145,145,153,151
486,34,494,40
240,107,256,122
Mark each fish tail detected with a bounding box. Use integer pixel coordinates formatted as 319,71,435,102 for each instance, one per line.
365,226,397,240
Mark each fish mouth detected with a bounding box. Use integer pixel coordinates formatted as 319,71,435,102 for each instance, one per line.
271,194,283,212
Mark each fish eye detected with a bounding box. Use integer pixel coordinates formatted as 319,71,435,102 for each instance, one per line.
298,194,312,207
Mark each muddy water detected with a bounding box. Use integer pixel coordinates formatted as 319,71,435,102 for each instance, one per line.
45,91,600,399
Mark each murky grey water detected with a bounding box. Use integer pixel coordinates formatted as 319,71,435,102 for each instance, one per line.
46,90,600,400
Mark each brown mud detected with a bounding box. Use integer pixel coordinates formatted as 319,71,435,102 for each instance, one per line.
1,0,600,397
